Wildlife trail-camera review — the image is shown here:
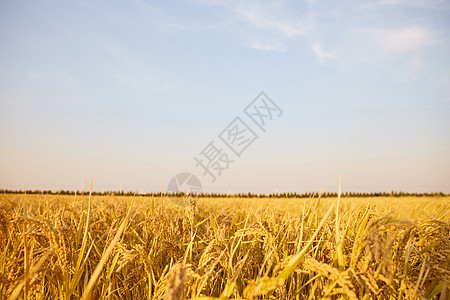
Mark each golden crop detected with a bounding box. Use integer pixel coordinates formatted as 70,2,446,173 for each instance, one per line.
0,193,449,299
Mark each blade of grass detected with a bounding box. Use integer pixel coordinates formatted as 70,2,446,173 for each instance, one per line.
81,198,133,300
277,204,334,280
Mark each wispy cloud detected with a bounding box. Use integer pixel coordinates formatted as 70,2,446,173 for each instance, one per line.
152,0,447,72
191,0,309,50
231,3,308,37
312,43,337,63
375,26,434,54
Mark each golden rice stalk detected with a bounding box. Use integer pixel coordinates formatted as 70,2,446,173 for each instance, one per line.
7,251,50,300
163,264,187,300
277,204,335,279
80,198,133,300
243,276,284,299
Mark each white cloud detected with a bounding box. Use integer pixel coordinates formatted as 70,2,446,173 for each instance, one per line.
375,26,434,54
191,0,444,73
188,0,311,54
312,43,337,63
233,5,307,37
192,0,309,37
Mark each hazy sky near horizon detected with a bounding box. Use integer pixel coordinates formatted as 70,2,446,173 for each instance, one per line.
1,0,449,194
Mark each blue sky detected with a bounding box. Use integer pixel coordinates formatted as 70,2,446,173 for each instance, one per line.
1,0,449,193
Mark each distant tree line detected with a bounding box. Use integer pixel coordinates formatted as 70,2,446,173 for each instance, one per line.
0,189,446,198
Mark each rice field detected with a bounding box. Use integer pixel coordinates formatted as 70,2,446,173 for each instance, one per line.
0,192,449,299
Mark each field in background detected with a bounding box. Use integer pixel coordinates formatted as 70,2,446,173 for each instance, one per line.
1,194,449,299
